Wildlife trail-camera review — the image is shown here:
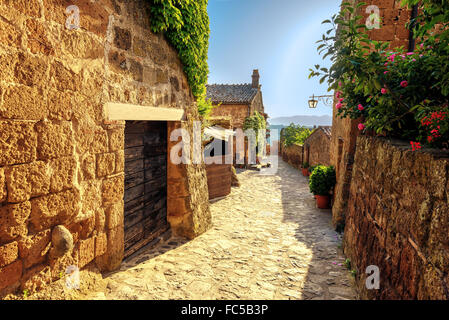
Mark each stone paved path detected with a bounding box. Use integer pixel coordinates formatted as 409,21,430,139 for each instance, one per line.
95,158,357,300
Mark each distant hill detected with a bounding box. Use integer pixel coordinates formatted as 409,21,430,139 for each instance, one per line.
269,115,332,127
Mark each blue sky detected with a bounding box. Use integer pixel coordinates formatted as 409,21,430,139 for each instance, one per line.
207,0,341,119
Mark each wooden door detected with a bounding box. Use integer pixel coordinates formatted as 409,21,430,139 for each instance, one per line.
124,121,169,258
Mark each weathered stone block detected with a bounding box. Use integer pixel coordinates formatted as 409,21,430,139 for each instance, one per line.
0,241,18,268
0,51,19,83
80,153,96,181
95,233,107,257
105,200,124,230
26,19,54,55
0,121,37,166
114,27,131,50
14,52,48,87
6,161,50,203
78,237,95,268
102,174,124,205
47,89,73,121
96,153,116,177
36,121,74,160
61,28,103,59
80,180,102,221
0,168,6,203
30,189,81,232
0,202,31,244
115,150,125,174
2,0,41,18
108,129,124,152
0,18,22,49
0,260,22,291
50,61,81,92
1,85,47,120
49,156,77,193
129,59,143,82
95,208,106,233
18,229,51,269
20,264,51,293
95,225,123,272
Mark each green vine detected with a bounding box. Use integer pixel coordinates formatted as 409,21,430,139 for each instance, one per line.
148,0,210,101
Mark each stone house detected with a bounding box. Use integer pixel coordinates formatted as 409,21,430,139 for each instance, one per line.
303,126,331,167
0,0,211,297
206,70,267,130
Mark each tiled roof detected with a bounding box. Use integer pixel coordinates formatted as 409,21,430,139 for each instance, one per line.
206,84,258,104
320,126,332,138
304,126,332,143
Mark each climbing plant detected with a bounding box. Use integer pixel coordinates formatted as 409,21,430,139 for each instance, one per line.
147,0,210,103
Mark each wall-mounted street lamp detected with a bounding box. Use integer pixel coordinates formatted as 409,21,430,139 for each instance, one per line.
308,94,334,108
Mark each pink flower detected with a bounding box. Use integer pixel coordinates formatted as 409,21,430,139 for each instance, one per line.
338,81,342,87
412,59,416,62
406,52,414,56
381,88,387,94
339,98,344,103
358,104,364,111
384,71,388,74
384,62,389,66
336,103,342,109
400,80,408,88
358,123,366,131
336,91,342,99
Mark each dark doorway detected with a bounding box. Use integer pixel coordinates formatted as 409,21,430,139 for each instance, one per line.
124,121,168,259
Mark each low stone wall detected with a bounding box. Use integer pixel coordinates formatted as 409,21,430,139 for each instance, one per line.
344,136,449,299
281,144,303,169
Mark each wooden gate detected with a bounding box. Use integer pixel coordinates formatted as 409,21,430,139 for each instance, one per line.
124,121,169,258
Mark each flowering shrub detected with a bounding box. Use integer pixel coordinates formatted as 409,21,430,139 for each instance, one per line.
310,1,449,150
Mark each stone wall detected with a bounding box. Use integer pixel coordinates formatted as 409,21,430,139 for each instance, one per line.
303,129,331,167
0,0,211,297
210,104,249,129
344,136,449,299
331,0,412,229
281,144,303,170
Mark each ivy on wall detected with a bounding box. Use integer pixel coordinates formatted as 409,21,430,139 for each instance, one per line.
148,0,210,102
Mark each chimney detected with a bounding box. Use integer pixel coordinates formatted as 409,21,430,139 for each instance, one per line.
251,69,260,88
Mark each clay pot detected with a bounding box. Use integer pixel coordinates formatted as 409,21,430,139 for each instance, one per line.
316,195,330,209
302,168,308,176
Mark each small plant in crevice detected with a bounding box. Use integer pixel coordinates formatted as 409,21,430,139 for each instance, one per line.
23,289,30,299
350,269,357,278
344,258,351,270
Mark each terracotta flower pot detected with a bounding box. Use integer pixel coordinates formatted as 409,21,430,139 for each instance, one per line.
302,168,308,176
316,195,330,209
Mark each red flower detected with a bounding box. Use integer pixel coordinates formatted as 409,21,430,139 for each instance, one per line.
400,80,408,88
410,141,422,151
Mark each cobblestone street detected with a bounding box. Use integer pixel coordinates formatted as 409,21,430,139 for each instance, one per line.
94,158,357,300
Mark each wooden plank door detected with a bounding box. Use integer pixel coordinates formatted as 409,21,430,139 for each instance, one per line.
124,121,169,259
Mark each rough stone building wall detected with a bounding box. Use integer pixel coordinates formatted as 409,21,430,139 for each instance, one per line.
0,0,211,297
303,129,331,167
331,0,411,228
210,104,249,129
210,91,264,130
344,137,449,299
281,144,303,170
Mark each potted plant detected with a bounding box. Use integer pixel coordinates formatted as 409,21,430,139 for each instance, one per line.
301,162,309,176
309,165,336,209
